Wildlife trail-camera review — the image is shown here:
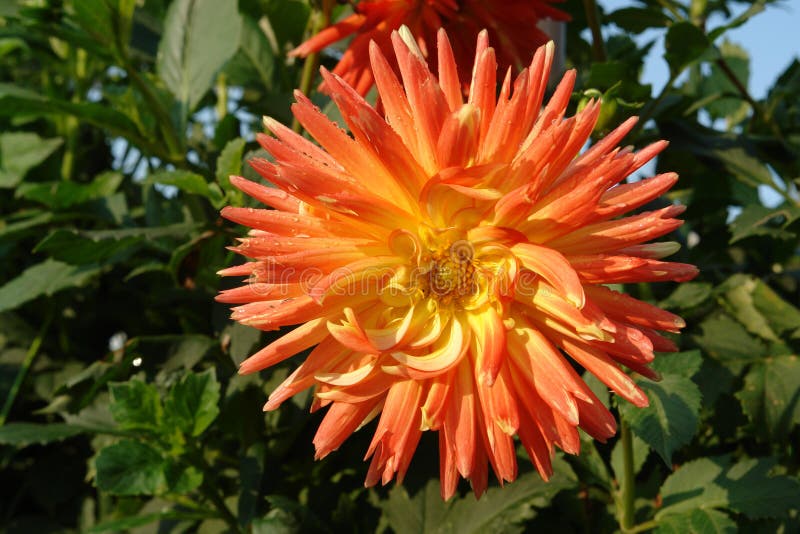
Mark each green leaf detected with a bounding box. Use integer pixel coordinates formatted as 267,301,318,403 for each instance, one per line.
693,312,767,364
157,0,243,113
72,0,114,47
0,132,62,188
253,495,327,534
655,508,736,534
167,464,203,493
109,379,163,431
0,422,85,447
87,510,210,533
224,321,262,366
618,351,702,465
714,146,775,189
34,229,141,265
0,37,27,58
226,15,275,90
0,211,55,241
664,22,711,74
660,120,774,190
145,170,224,207
16,172,123,209
610,432,649,482
736,355,800,441
378,461,575,534
607,7,670,33
261,0,310,48
659,282,713,310
239,444,266,527
748,279,800,336
164,369,220,437
72,0,136,51
94,440,167,495
0,84,144,142
699,41,751,124
729,204,800,243
216,137,246,201
0,259,101,313
716,275,800,341
708,1,767,40
658,456,800,519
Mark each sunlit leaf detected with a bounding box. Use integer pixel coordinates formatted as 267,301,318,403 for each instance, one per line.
658,456,800,519
656,508,736,534
737,354,800,442
157,0,242,113
0,422,86,447
0,132,62,188
618,351,703,465
164,369,220,437
0,259,101,313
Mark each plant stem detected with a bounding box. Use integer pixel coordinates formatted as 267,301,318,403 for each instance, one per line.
582,0,606,62
187,445,241,533
0,309,53,426
629,71,679,140
120,54,184,162
61,47,86,181
619,422,636,532
216,72,228,121
627,519,659,533
200,480,240,533
715,55,786,141
292,2,333,132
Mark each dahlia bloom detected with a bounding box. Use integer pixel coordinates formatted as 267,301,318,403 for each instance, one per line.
219,28,696,499
291,0,569,95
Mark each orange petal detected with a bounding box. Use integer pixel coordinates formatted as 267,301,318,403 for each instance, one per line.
512,242,585,308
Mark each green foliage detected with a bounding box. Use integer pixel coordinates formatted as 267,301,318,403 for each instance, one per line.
0,259,100,312
655,508,736,534
375,460,577,534
95,440,175,495
2,0,800,532
0,132,63,188
163,368,221,437
0,422,86,446
619,351,703,465
157,0,243,114
657,456,800,519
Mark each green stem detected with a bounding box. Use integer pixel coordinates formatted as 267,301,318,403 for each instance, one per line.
629,71,679,141
656,0,684,20
0,310,53,426
216,72,228,121
200,480,240,533
715,55,785,140
61,47,86,181
627,519,659,533
120,54,184,162
619,422,636,532
582,0,607,62
292,3,333,133
187,445,241,533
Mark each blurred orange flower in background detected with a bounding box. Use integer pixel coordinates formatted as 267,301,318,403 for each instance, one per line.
291,0,570,95
219,27,697,499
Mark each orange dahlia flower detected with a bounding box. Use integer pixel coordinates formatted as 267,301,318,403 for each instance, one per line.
219,28,697,499
291,0,569,95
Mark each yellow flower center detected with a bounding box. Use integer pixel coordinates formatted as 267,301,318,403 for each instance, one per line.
428,250,476,303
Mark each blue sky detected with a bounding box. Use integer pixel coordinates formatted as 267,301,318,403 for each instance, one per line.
600,0,800,98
